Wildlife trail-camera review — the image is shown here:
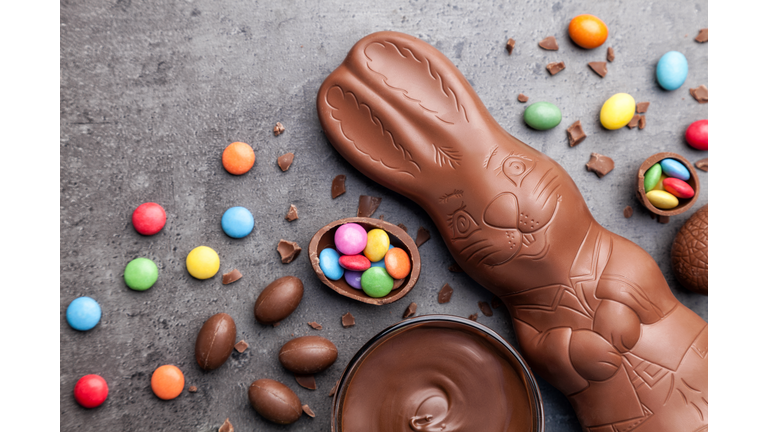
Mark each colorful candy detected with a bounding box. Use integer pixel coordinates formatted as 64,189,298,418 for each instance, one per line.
319,248,343,280
643,163,662,193
124,257,158,291
339,254,371,271
600,93,635,130
186,246,220,279
66,296,102,331
151,365,185,400
221,206,255,238
222,141,255,175
363,228,390,262
384,247,411,280
74,374,109,408
345,270,363,289
685,120,708,150
523,101,562,131
361,266,394,298
660,158,690,181
334,223,368,255
132,202,166,235
646,190,679,209
656,51,688,91
663,178,695,199
568,14,608,49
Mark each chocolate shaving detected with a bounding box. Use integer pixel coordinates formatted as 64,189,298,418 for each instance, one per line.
438,283,453,304
538,36,558,50
623,206,634,218
690,85,708,103
607,47,615,62
586,153,614,178
694,158,708,172
188,386,198,393
638,115,646,130
308,321,323,330
302,404,316,418
273,121,285,136
448,262,463,273
285,204,298,221
222,269,242,285
505,38,515,54
331,174,346,198
588,61,607,77
491,297,502,309
468,313,478,321
695,28,708,43
277,239,301,264
218,418,234,432
517,93,529,103
295,374,317,390
546,61,565,75
277,152,294,171
627,114,641,129
329,379,340,397
234,340,249,353
341,312,356,328
357,195,382,218
415,227,431,247
403,302,418,318
636,102,650,113
397,223,408,232
566,120,586,147
478,301,493,317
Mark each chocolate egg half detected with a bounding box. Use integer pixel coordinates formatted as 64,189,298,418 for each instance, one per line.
248,378,302,425
279,335,338,375
195,312,236,371
254,276,304,325
671,204,708,295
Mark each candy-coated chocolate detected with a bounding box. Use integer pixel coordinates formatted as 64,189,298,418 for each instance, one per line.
222,141,255,175
339,254,371,271
221,206,254,238
685,119,708,150
660,158,690,180
652,173,669,191
74,374,109,408
124,257,158,291
186,246,220,279
66,296,102,331
646,190,679,209
319,248,344,280
663,177,695,199
568,14,609,49
656,51,688,91
384,247,411,280
363,228,390,262
132,202,166,235
643,163,662,193
361,266,394,298
334,223,368,255
151,365,185,400
600,93,635,130
523,101,562,131
345,270,363,289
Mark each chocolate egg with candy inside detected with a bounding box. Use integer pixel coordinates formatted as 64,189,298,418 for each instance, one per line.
253,276,304,325
278,335,338,375
195,312,237,371
248,378,302,424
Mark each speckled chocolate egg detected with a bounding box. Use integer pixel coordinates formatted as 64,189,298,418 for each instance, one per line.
671,205,708,295
248,378,302,424
195,312,237,371
253,276,304,324
278,335,338,374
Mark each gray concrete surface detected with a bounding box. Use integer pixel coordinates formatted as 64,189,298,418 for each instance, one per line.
61,1,707,431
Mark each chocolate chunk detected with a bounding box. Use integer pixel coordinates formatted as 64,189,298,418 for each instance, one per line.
586,153,614,178
638,115,646,130
415,227,431,247
588,61,607,77
218,418,233,432
478,301,493,317
448,262,463,273
222,269,242,285
329,379,340,397
623,206,633,218
517,93,529,103
295,374,317,390
357,195,382,217
403,302,417,318
566,120,586,147
277,152,294,171
695,28,708,43
397,223,408,232
438,283,453,304
188,385,198,393
538,36,558,50
379,214,384,220
505,38,515,54
234,340,249,353
272,322,280,327
273,121,286,136
491,297,502,309
308,321,323,330
331,174,346,198
658,215,670,224
468,313,478,321
546,61,565,75
607,46,615,62
302,404,316,418
694,158,708,172
690,85,708,103
285,204,298,221
277,239,302,263
627,114,641,129
341,312,356,328
636,101,650,113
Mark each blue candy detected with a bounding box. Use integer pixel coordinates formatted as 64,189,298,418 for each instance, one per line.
319,248,344,280
221,206,255,238
656,51,688,91
67,297,102,331
660,158,690,181
345,270,363,289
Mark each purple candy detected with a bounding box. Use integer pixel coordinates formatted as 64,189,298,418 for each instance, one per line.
345,270,363,289
334,223,368,255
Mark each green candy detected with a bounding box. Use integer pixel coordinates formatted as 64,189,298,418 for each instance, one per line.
523,101,562,131
360,267,394,298
644,163,662,192
124,257,158,291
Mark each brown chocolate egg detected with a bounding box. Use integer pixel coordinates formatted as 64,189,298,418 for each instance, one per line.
279,335,338,374
248,378,302,424
195,312,237,371
671,204,708,295
253,276,304,325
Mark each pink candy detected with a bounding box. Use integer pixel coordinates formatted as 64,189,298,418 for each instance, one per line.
334,223,368,255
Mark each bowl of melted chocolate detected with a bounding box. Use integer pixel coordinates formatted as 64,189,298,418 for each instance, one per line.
332,315,544,432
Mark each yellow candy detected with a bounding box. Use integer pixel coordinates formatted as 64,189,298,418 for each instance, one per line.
600,93,636,130
186,246,220,279
652,173,668,191
363,229,390,262
646,190,679,209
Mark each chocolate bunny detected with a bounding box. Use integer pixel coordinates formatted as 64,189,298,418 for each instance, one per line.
317,32,707,432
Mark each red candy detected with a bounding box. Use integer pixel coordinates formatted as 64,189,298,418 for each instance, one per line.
685,119,708,150
339,254,371,271
663,177,695,199
132,202,167,235
74,374,109,408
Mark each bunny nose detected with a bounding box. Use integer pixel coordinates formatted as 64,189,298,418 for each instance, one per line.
483,193,519,229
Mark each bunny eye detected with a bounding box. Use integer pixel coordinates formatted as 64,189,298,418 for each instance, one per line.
501,155,535,186
447,204,480,240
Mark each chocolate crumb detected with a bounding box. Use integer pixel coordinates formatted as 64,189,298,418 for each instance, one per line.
658,215,670,224
479,301,493,317
415,227,431,247
627,114,641,129
222,269,242,285
331,174,346,198
341,312,356,328
438,283,454,304
607,47,615,62
379,214,385,220
695,28,708,43
403,302,418,318
357,195,382,218
277,239,301,263
234,340,249,353
517,93,529,103
546,61,566,75
188,386,198,393
586,153,615,178
588,61,607,77
285,204,299,221
623,206,634,218
295,374,317,390
468,313,478,321
329,379,340,397
491,297,502,309
448,262,463,273
302,404,316,418
636,102,650,113
277,152,294,171
218,418,234,432
273,322,281,328
638,115,646,130
539,36,559,50
566,120,586,147
308,321,323,330
694,158,708,172
505,38,515,54
397,223,408,233
690,85,708,103
273,122,286,136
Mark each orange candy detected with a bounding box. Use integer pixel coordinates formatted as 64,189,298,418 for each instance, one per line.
222,141,255,175
384,247,411,280
568,14,608,49
151,365,185,400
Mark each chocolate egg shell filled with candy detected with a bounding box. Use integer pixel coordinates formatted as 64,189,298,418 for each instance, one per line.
195,312,237,371
637,152,699,218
